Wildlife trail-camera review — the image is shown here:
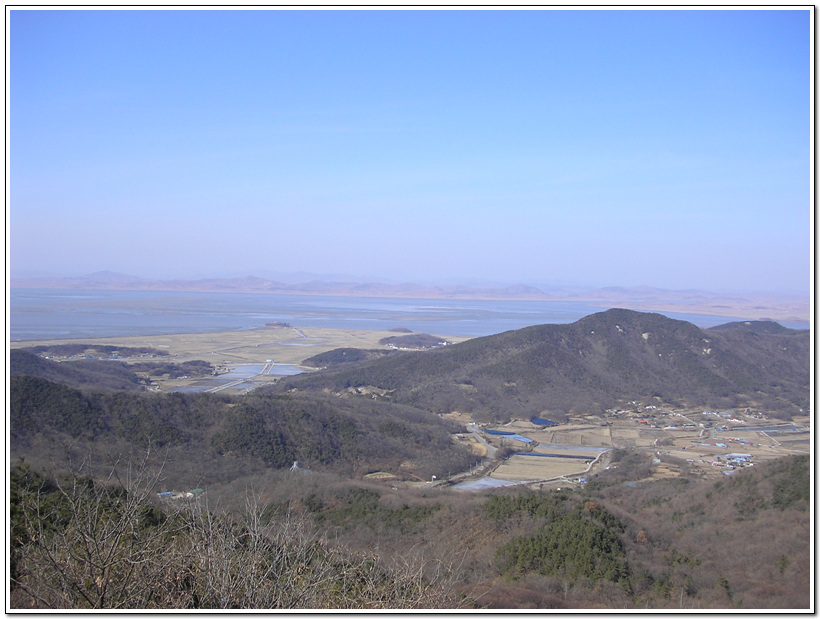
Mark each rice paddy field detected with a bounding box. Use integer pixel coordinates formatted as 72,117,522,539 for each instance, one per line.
490,455,596,483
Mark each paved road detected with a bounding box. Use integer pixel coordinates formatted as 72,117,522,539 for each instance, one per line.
466,424,497,458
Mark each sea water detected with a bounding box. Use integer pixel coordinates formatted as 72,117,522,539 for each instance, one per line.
9,288,809,342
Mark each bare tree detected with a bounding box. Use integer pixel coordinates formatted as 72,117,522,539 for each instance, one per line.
11,457,465,610
11,450,187,608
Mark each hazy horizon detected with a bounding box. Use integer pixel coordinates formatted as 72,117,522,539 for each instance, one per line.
10,267,812,300
10,9,811,297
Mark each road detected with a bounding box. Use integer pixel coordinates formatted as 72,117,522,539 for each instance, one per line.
206,363,273,393
425,425,500,487
466,424,497,458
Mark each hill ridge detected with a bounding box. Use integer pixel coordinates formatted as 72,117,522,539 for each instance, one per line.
285,309,809,421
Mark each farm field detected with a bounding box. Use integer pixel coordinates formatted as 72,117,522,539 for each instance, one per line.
10,324,472,392
490,454,597,483
474,420,611,485
473,410,810,486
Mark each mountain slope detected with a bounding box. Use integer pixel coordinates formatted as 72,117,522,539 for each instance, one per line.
9,349,146,391
9,373,476,484
277,309,809,421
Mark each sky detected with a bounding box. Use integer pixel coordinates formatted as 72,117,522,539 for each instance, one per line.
9,8,812,294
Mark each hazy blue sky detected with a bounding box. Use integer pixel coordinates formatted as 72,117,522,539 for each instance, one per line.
10,9,811,293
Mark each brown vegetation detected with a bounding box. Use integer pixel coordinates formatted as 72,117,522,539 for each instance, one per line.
8,311,811,610
9,449,810,610
9,456,466,610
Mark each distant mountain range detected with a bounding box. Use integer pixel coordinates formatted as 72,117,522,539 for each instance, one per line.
283,308,810,422
10,271,809,322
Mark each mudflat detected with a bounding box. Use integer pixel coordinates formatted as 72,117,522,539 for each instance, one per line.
10,324,472,367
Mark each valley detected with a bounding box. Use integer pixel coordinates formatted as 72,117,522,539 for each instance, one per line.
9,6,810,610
10,316,809,488
438,406,809,491
8,309,811,610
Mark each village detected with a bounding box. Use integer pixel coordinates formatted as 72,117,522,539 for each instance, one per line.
434,402,810,491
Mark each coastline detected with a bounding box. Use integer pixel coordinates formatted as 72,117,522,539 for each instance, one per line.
10,276,810,325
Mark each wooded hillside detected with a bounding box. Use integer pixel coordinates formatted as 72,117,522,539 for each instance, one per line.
276,309,809,421
7,308,811,610
9,453,810,609
9,372,477,486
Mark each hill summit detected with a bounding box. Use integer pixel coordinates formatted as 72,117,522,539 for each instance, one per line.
283,309,809,422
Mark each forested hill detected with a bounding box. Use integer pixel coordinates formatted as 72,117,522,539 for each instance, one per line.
278,309,809,422
9,349,214,393
9,349,146,391
9,372,475,486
